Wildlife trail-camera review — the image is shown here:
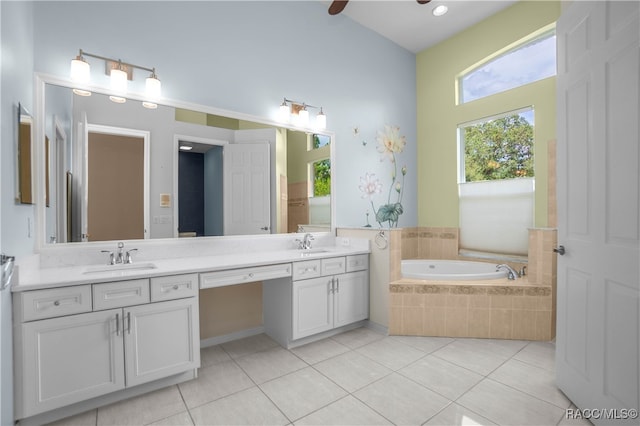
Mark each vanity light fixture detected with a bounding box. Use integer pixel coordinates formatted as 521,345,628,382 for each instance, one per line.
69,49,162,106
278,98,326,130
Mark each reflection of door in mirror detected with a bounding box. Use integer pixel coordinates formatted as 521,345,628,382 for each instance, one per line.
18,104,33,204
223,143,271,235
84,127,149,242
178,141,224,237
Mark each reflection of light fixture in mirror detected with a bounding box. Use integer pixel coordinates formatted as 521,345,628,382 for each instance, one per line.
278,97,327,129
179,142,193,151
432,4,448,16
69,49,162,104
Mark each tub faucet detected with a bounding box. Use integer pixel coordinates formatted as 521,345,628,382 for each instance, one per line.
496,264,520,280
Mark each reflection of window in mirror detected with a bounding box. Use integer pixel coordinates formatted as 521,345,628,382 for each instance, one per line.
18,103,34,204
309,134,330,151
310,159,331,197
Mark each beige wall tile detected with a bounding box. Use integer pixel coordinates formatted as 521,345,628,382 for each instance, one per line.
423,307,447,336
402,307,424,335
490,295,512,309
513,295,537,310
445,307,469,337
468,308,491,338
512,310,537,340
490,309,512,339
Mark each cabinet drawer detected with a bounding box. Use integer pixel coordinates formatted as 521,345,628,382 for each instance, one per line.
17,285,92,322
346,254,369,272
321,257,346,276
150,274,198,302
292,260,321,280
93,279,150,310
200,263,292,289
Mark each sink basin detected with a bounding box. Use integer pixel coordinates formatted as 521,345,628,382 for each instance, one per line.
298,249,330,257
83,262,158,274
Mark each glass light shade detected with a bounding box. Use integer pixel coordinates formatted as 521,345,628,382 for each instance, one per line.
145,76,161,100
110,68,128,94
109,95,126,104
142,102,158,109
298,108,309,126
70,57,90,84
279,102,290,123
432,5,448,16
316,110,327,130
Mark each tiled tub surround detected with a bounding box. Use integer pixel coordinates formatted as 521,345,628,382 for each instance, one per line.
389,278,553,340
391,227,557,340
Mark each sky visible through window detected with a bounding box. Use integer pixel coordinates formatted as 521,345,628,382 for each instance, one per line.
461,32,556,103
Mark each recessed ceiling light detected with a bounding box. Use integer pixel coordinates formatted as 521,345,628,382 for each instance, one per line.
432,5,448,17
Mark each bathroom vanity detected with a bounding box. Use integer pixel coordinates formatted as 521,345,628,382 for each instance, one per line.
12,235,370,425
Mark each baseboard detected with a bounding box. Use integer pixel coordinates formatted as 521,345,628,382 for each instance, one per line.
200,326,265,348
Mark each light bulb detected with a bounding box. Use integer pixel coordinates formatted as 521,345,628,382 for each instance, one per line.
70,56,90,84
110,67,128,95
145,74,161,100
316,108,327,130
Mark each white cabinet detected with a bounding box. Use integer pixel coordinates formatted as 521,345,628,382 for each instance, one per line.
291,255,369,340
14,274,200,420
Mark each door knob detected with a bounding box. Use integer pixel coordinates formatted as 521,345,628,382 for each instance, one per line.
260,226,269,231
554,245,566,255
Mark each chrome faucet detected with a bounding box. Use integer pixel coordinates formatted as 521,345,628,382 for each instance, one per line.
296,233,314,250
496,264,520,280
101,242,137,265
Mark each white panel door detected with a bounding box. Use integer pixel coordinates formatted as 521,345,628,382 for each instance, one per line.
334,271,369,328
556,1,639,422
124,298,200,387
19,309,124,417
223,143,270,235
292,277,333,340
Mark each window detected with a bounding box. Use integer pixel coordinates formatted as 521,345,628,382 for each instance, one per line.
458,109,534,183
458,109,535,256
310,159,331,197
309,134,330,151
459,29,556,104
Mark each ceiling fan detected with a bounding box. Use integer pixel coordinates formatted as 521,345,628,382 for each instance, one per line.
329,0,432,16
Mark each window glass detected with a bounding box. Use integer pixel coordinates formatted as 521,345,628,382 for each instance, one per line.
460,30,556,103
459,109,534,183
309,134,330,151
310,159,331,197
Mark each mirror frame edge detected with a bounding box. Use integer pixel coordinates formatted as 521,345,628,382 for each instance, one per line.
33,73,337,251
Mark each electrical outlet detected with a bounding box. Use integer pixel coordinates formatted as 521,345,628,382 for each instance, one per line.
341,237,350,247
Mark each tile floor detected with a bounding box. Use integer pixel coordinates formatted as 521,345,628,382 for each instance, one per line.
49,328,593,426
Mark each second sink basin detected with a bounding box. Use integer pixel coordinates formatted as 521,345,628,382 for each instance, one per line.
298,249,330,257
83,262,158,275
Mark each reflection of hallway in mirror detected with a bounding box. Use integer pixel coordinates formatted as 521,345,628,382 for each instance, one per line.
87,132,144,241
178,144,223,237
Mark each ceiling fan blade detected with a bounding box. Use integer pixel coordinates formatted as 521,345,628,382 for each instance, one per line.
328,1,349,15
416,0,432,4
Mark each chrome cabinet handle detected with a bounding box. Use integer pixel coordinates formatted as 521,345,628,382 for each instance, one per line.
53,300,60,306
126,312,131,334
336,277,339,293
116,313,120,336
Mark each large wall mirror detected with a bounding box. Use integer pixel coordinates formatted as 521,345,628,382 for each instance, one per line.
37,77,334,246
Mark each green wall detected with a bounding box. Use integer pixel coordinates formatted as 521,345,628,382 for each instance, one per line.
416,0,560,228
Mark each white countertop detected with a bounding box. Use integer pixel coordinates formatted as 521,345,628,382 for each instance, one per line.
14,246,370,292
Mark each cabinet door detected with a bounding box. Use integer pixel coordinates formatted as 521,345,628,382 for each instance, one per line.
292,276,333,340
334,270,369,328
19,309,124,417
123,298,200,387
